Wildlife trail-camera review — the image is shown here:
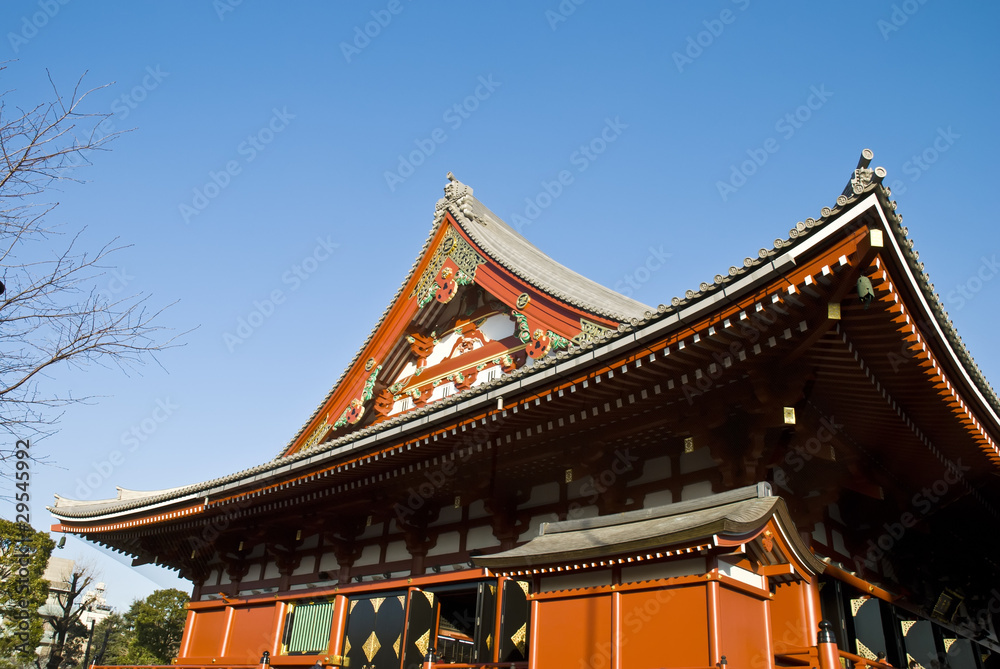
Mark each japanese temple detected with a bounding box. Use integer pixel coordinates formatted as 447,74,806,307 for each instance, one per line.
51,152,1000,669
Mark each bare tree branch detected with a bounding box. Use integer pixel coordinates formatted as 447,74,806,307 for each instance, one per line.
0,65,183,479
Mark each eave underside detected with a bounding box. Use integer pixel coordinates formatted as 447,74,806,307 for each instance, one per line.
55,241,1000,619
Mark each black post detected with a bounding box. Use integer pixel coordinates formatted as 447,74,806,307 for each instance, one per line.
818,620,836,643
81,617,96,668
817,620,840,669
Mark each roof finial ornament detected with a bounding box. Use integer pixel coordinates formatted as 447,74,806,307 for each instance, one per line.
842,148,886,197
438,171,474,214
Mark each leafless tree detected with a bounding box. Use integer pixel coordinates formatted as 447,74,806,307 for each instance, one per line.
36,561,100,669
0,66,178,477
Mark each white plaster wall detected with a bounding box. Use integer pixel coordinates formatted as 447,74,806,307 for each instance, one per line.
426,531,461,557
384,540,409,563
680,480,713,500
680,447,715,474
632,454,671,484
643,489,673,508
465,525,499,550
354,544,381,567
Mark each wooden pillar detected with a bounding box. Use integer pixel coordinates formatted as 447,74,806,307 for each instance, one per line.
817,620,840,669
485,496,527,551
707,579,721,665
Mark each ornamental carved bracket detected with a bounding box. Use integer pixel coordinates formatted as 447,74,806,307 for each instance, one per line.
266,543,302,577
485,494,530,550
411,227,485,305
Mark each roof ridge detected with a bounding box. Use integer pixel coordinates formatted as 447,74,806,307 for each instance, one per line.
449,192,653,322
281,173,650,458
51,154,1000,521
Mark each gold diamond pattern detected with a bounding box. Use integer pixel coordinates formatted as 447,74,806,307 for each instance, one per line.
349,600,359,613
850,597,867,616
855,639,877,660
393,634,401,658
486,633,492,650
370,597,385,614
362,631,381,662
901,620,916,635
415,629,431,656
344,638,351,657
511,623,527,654
515,580,529,596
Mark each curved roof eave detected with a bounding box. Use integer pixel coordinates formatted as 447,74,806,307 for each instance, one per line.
50,154,1000,523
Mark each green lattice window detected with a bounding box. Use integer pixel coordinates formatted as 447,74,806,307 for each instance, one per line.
285,601,334,654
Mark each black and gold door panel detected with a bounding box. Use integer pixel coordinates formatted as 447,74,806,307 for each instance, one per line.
499,579,530,663
402,589,438,669
474,581,497,662
342,593,406,669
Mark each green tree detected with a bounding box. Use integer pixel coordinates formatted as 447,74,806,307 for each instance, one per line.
128,589,188,663
89,614,130,667
92,589,189,666
0,519,54,661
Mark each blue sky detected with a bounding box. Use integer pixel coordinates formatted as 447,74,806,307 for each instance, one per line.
4,1,998,610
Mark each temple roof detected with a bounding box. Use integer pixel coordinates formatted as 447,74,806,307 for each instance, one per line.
444,189,651,322
473,483,827,579
279,174,652,456
49,151,1000,523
